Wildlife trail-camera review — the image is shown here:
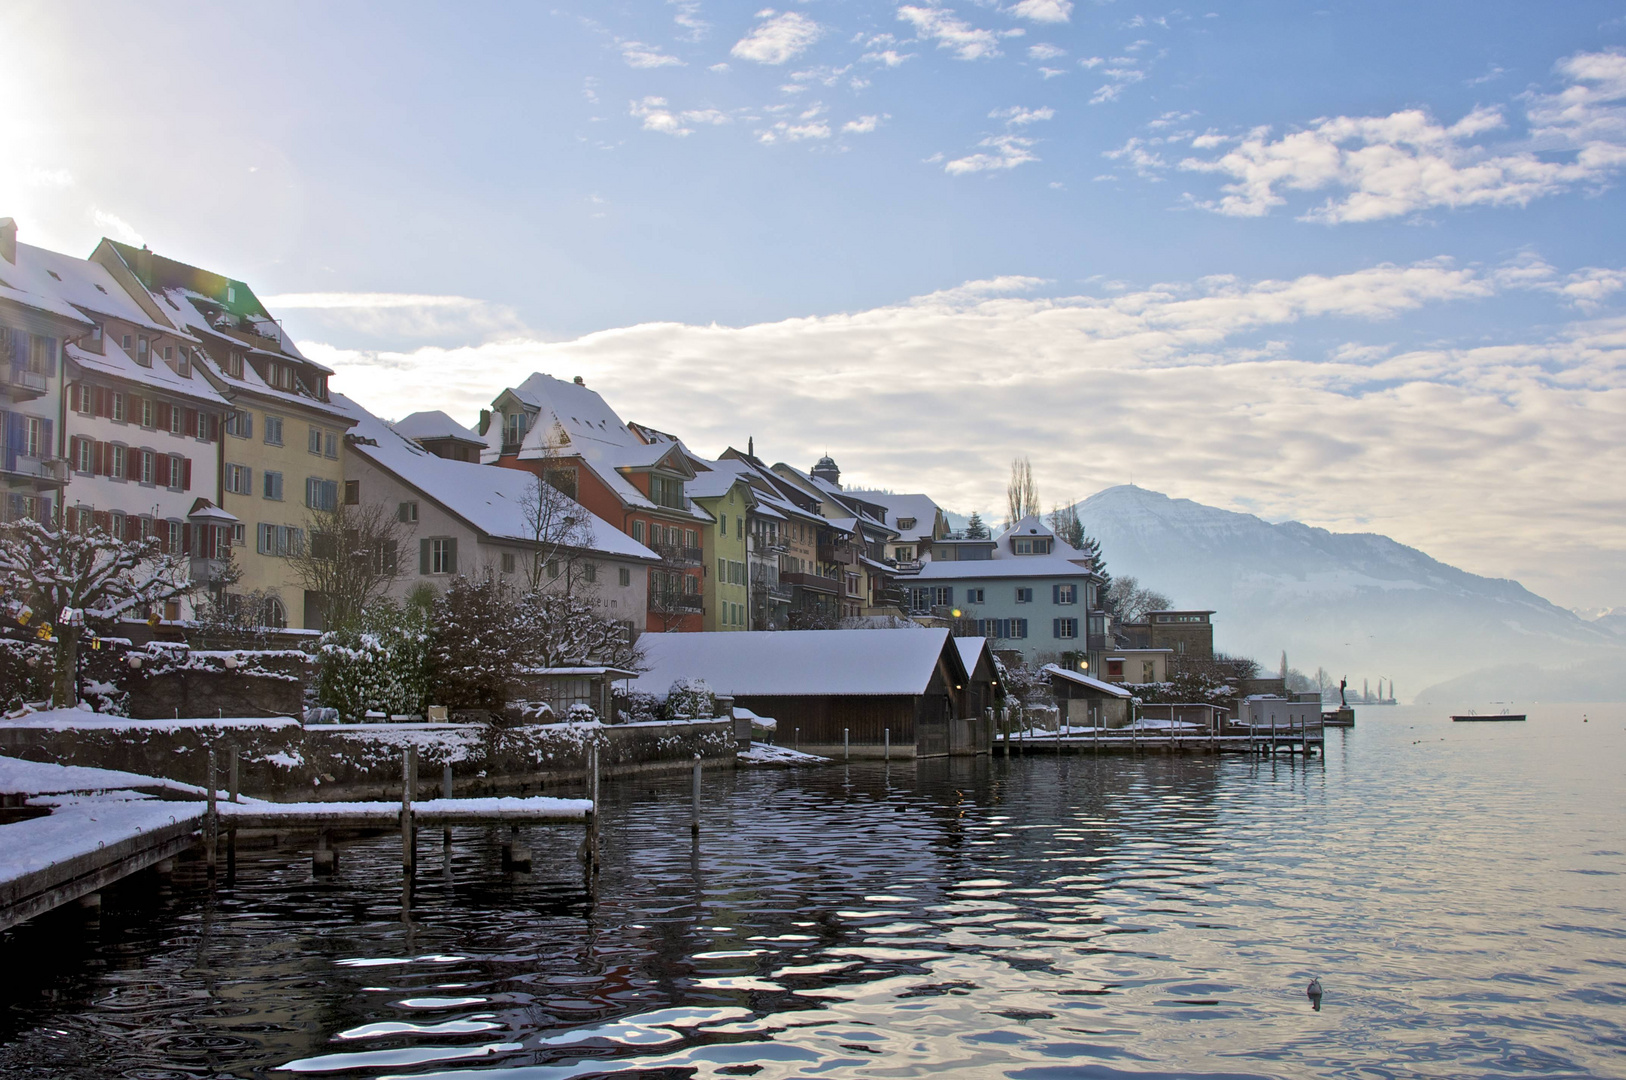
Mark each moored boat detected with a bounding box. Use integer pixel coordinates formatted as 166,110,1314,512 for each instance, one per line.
1451,709,1526,722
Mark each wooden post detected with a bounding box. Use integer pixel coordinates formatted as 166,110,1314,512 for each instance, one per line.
401,748,415,877
226,744,239,880
442,762,454,850
229,746,240,804
884,727,890,761
844,728,849,762
691,753,701,835
205,749,218,879
794,726,800,752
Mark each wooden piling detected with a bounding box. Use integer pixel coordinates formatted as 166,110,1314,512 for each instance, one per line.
884,727,890,761
401,748,416,877
442,762,454,849
205,750,217,879
844,728,849,762
691,754,701,835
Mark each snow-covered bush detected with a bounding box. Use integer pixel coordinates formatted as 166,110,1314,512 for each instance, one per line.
566,702,597,724
0,638,51,710
614,689,661,724
665,678,715,720
315,601,432,720
427,574,518,714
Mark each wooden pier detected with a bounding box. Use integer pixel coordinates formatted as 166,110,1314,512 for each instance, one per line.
995,725,1324,757
0,746,601,932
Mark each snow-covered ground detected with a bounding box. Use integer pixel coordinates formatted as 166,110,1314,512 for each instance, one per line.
0,756,203,797
1005,719,1209,738
739,743,830,767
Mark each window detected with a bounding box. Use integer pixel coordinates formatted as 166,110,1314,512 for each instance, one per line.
502,552,516,574
264,415,283,446
170,521,185,553
110,445,126,478
139,450,154,485
737,516,743,540
225,464,252,494
344,480,359,505
377,540,398,576
168,405,182,435
136,336,149,366
137,397,152,427
718,558,726,581
308,426,322,454
111,393,126,422
257,523,303,557
1054,583,1077,605
1054,617,1079,640
168,454,185,489
163,345,173,361
1016,587,1033,603
619,567,631,587
121,334,132,350
423,538,457,575
502,411,525,446
649,474,686,509
631,520,645,544
73,383,93,414
547,559,560,579
22,416,42,458
263,470,284,501
397,501,418,523
966,588,985,604
974,618,1028,640
908,585,953,611
231,523,245,547
895,545,913,561
224,351,243,379
305,477,338,511
1014,537,1051,555
719,513,727,535
325,432,338,459
74,438,93,473
110,511,126,538
225,410,252,438
684,528,697,548
584,562,596,583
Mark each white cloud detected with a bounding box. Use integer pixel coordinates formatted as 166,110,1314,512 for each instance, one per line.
897,6,1003,61
670,0,708,42
267,292,527,342
946,134,1039,174
90,208,143,246
1028,43,1066,61
990,105,1055,126
843,115,882,134
1009,0,1072,22
1177,51,1626,222
1090,67,1146,104
620,41,685,68
759,104,832,143
630,96,692,135
731,10,823,65
309,258,1626,610
862,49,915,67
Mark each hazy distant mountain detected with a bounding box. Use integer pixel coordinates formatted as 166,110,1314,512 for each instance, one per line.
1075,485,1624,702
1414,656,1626,705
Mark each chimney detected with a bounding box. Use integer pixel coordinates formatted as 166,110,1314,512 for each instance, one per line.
478,409,491,436
0,218,15,265
573,375,585,386
134,244,154,285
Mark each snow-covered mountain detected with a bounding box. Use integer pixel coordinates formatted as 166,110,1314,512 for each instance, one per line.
1075,485,1623,701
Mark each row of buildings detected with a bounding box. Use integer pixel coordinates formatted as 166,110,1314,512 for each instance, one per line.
0,218,1214,675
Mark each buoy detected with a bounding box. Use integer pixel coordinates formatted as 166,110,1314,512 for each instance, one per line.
1307,977,1323,1011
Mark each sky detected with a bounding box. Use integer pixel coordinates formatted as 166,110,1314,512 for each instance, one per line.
4,1,1626,612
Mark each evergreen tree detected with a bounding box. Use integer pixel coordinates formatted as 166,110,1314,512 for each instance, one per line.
964,512,989,539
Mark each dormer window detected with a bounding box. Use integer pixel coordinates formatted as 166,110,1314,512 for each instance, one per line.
1013,537,1051,555
898,517,916,530
136,335,150,366
226,285,236,303
649,474,686,509
502,412,526,448
224,351,243,378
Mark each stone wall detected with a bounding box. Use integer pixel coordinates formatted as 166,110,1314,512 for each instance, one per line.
0,716,736,801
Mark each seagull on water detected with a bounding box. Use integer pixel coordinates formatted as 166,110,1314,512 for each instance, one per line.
1307,977,1324,1011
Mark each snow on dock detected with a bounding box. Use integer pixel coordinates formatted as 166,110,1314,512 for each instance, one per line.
217,796,592,828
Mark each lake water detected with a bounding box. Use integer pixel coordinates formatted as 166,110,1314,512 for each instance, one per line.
1,702,1622,1079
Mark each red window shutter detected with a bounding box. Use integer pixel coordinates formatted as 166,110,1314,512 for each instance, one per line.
92,441,104,475
156,454,171,487
181,524,192,556
208,413,220,441
94,387,108,417
182,457,192,491
126,450,139,481
154,402,166,430
94,511,110,532
184,408,197,435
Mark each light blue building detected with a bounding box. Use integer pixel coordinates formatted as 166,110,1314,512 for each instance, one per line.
901,515,1107,669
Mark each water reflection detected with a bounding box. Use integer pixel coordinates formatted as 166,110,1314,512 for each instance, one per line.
0,704,1622,1079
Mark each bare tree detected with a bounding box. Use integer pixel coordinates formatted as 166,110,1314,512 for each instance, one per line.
515,588,643,670
519,470,598,595
287,501,405,631
1106,575,1173,623
1006,457,1039,529
0,517,190,707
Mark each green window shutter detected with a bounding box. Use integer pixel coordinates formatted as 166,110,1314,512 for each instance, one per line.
446,538,458,574
419,538,430,575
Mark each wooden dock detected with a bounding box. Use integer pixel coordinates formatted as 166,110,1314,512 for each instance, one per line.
995,726,1324,756
1,745,602,932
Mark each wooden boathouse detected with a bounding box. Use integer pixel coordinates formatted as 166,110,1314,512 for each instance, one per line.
632,629,997,758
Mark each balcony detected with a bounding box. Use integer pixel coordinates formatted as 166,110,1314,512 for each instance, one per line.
653,542,704,568
651,592,705,614
3,368,48,402
780,571,838,596
874,586,907,606
1,455,68,491
817,542,856,565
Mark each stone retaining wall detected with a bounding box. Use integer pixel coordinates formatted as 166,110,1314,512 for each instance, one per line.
0,716,735,801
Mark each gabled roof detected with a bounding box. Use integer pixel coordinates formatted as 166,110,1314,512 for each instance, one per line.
686,457,759,502
954,637,997,680
911,555,1099,581
631,628,963,697
845,491,945,544
394,410,481,444
5,242,174,335
1043,664,1134,698
68,339,228,406
335,394,659,563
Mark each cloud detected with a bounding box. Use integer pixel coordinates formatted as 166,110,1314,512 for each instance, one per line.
758,104,832,143
843,115,882,134
1008,0,1072,22
897,6,1003,61
670,0,708,42
619,41,684,68
1090,66,1146,104
862,49,915,67
1177,50,1626,222
309,258,1626,609
630,96,691,135
1027,43,1066,61
731,10,823,65
267,292,528,343
90,208,143,246
991,105,1054,126
946,134,1039,174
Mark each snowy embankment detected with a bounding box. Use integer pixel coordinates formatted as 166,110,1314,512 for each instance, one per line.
0,755,205,797
1005,718,1209,738
1,795,202,885
739,743,830,767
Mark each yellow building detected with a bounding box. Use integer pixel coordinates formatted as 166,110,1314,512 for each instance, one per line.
689,463,756,632
93,241,354,630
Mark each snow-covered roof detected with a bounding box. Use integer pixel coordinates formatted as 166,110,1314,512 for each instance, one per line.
1043,664,1134,698
955,637,993,676
686,457,757,501
1,242,148,330
335,394,660,563
845,491,943,544
631,628,961,697
394,410,481,443
911,555,1097,581
67,336,229,406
